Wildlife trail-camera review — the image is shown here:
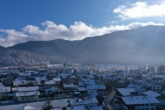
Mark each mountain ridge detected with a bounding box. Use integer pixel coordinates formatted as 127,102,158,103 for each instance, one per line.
3,25,165,65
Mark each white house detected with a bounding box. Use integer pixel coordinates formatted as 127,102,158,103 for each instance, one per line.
12,86,40,102
15,91,40,102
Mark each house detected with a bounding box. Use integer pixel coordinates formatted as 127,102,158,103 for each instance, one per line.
68,97,99,108
116,88,137,97
0,83,11,98
143,90,161,97
63,83,76,92
12,86,39,92
151,84,162,92
120,96,160,110
63,67,73,74
53,78,61,85
78,81,85,87
77,87,87,95
15,91,40,102
127,83,146,95
12,86,40,101
83,79,95,85
13,77,37,86
45,80,55,89
86,84,106,94
45,87,62,96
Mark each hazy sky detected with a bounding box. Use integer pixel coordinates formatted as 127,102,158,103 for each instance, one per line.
0,0,165,47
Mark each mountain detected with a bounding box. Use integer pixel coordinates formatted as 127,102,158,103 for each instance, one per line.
0,46,46,66
9,25,165,65
0,45,5,50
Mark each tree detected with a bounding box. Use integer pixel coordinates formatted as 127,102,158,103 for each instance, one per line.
42,98,53,110
0,94,3,103
104,82,112,91
148,66,155,72
96,93,104,105
157,65,165,73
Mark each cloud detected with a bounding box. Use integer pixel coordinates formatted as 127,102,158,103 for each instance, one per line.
113,1,165,19
0,21,164,47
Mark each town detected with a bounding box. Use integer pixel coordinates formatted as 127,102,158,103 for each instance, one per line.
0,63,165,110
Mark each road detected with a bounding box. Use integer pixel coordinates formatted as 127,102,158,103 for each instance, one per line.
105,88,116,104
105,88,116,110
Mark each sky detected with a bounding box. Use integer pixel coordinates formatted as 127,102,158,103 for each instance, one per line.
0,0,165,47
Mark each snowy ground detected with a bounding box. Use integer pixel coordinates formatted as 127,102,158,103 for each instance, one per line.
0,99,69,110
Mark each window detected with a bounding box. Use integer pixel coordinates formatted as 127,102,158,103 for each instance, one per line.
22,97,25,100
146,108,149,110
151,108,154,110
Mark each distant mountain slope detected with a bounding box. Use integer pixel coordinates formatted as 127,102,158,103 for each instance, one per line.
0,46,5,50
9,25,165,65
0,46,47,66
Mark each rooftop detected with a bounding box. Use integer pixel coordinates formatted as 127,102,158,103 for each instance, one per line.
86,84,106,90
117,88,136,96
144,90,161,97
13,86,39,92
16,91,40,97
121,96,160,105
63,83,75,88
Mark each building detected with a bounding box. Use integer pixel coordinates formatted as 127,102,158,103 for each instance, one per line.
15,91,40,102
120,96,160,110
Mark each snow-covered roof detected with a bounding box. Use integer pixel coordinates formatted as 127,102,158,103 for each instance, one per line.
78,82,85,87
45,87,62,92
77,87,86,91
13,86,39,92
17,105,38,110
117,88,136,96
60,74,70,78
127,83,143,90
69,97,98,106
83,79,95,85
35,77,46,84
19,72,31,76
16,91,40,97
121,96,160,105
86,84,106,90
144,91,161,97
63,83,75,88
45,80,55,84
53,78,61,82
70,75,76,79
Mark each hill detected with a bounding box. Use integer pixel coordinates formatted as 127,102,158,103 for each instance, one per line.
8,25,165,65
